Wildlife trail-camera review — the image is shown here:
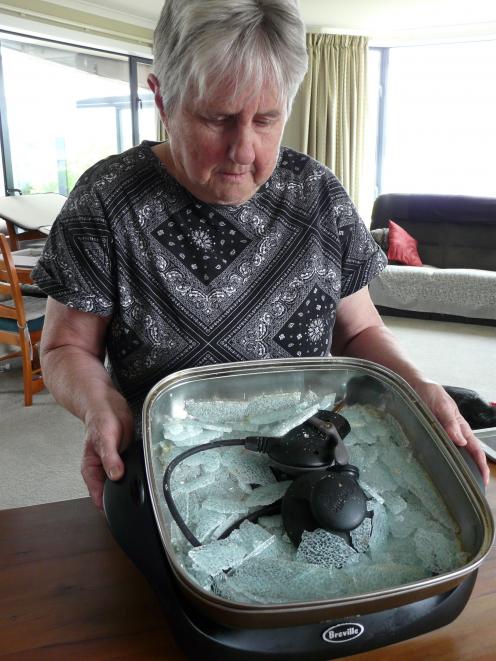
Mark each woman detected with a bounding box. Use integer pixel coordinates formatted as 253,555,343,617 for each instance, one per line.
33,0,489,509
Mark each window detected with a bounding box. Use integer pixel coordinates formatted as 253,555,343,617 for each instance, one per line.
136,61,156,142
0,34,153,196
377,40,496,197
360,47,383,222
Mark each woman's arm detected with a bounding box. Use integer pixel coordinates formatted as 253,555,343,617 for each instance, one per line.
40,297,134,509
332,287,489,485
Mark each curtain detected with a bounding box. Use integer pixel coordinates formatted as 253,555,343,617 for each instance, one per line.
287,33,368,204
156,113,167,143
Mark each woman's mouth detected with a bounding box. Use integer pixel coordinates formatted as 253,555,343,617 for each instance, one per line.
218,171,250,182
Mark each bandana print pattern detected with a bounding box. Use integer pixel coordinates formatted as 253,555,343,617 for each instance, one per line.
32,142,386,409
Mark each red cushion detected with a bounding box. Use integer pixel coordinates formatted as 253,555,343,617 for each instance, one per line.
387,220,423,266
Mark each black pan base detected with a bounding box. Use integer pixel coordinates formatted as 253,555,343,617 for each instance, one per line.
167,571,476,661
104,441,478,661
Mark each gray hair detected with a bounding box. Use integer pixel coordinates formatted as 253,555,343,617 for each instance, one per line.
153,0,308,116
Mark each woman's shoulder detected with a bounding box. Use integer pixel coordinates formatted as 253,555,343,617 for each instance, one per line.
56,142,172,225
274,146,347,201
277,147,342,183
74,141,161,191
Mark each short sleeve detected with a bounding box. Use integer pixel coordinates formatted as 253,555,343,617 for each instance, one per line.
31,181,115,316
334,197,387,299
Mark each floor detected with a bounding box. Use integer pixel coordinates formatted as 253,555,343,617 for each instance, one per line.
382,316,495,403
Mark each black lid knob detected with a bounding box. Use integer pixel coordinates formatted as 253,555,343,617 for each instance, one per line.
310,471,367,532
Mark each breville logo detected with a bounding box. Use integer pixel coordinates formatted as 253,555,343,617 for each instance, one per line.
322,622,364,643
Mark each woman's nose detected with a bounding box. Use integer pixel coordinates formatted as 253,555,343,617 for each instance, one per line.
228,126,256,165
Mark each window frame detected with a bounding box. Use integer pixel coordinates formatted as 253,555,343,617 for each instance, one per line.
0,28,152,195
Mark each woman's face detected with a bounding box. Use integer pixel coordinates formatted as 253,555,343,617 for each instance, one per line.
162,82,287,205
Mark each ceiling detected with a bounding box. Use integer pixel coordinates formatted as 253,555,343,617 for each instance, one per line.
56,0,496,33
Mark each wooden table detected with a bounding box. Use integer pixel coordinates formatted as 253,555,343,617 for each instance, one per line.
0,192,63,250
1,466,495,661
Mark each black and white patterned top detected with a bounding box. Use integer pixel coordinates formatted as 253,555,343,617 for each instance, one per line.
32,142,386,411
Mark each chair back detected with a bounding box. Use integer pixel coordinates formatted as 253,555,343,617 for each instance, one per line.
0,232,45,405
0,233,27,328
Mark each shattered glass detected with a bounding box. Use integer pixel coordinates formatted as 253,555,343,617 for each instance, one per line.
153,390,468,606
296,529,360,569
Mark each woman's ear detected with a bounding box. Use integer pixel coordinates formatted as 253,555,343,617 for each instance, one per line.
147,74,168,126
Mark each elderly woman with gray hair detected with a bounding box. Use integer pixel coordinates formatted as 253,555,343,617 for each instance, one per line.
32,0,489,509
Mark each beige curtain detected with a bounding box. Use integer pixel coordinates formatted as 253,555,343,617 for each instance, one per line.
156,112,168,142
286,34,368,204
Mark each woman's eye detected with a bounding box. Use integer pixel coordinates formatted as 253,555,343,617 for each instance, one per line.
255,117,277,128
207,116,228,126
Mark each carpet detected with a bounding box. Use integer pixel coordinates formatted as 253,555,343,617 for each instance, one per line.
0,358,87,510
382,316,495,404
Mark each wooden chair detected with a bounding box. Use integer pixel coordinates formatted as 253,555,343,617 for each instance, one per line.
0,233,45,405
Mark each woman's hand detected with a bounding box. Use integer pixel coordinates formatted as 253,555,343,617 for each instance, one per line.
82,399,135,510
412,379,490,486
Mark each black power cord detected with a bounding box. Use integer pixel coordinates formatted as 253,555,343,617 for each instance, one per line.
163,437,299,547
217,500,283,541
163,439,246,547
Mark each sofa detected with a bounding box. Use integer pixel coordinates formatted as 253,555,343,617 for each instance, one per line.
368,194,496,326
